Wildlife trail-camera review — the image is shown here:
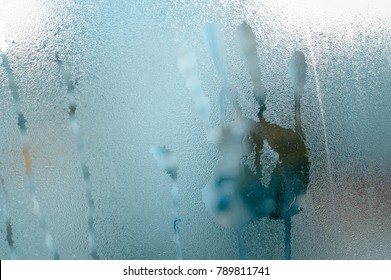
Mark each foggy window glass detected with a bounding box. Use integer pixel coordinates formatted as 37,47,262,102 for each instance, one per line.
0,0,390,260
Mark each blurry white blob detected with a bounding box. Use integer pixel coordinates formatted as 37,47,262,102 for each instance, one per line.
177,45,211,128
202,118,255,229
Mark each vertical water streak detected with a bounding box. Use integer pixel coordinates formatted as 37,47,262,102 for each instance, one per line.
202,23,253,259
0,176,16,259
284,215,291,260
150,145,182,259
55,52,99,260
235,21,267,113
171,182,182,260
237,227,246,260
301,12,337,239
0,51,59,260
203,23,235,124
288,50,307,135
177,45,211,129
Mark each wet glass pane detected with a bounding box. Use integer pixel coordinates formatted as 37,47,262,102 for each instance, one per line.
0,0,390,259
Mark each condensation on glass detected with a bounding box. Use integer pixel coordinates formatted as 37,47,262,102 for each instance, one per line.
0,0,390,259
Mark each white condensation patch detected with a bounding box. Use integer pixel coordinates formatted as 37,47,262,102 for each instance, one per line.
260,140,279,188
242,144,257,174
177,45,211,128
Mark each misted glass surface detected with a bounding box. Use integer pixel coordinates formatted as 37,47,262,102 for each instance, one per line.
0,0,390,259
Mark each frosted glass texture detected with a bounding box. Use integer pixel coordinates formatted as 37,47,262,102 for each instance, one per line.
0,0,390,259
